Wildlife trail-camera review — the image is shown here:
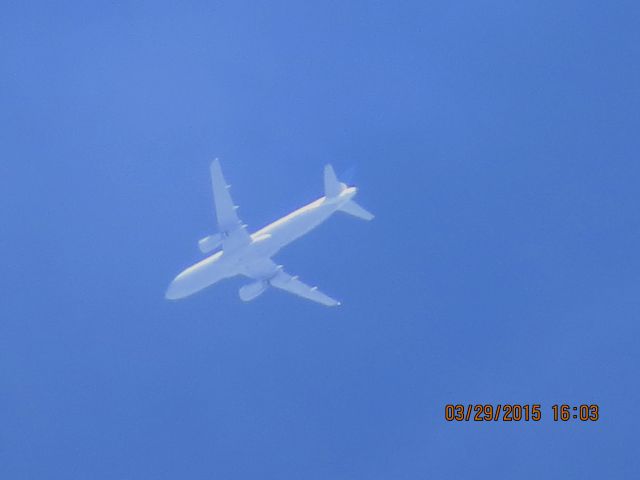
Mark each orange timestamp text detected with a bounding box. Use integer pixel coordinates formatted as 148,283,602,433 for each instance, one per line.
444,404,600,422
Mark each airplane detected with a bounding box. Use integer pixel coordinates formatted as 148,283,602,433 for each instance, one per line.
165,159,374,306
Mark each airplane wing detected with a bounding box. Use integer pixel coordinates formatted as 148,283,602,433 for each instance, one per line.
244,259,341,307
270,269,341,307
210,159,251,251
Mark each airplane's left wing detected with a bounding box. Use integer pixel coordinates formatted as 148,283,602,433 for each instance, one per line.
243,259,341,307
270,269,341,307
210,159,251,251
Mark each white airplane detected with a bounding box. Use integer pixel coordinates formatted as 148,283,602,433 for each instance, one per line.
165,159,374,306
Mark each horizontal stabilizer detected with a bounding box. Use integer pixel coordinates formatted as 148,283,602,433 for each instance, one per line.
339,200,374,221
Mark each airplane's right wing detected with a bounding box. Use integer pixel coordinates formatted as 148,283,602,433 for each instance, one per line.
243,258,341,307
209,159,251,251
270,269,341,307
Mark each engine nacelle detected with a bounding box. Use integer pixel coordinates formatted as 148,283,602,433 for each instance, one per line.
198,233,223,253
239,281,268,302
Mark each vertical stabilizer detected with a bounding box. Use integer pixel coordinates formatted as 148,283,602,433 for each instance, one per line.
324,164,346,198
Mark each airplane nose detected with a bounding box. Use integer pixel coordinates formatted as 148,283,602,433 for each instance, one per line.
165,277,182,300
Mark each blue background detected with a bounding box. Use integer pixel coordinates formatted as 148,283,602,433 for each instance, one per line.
2,1,639,478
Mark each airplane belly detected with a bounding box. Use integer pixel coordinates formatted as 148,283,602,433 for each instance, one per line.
269,207,334,249
166,256,234,299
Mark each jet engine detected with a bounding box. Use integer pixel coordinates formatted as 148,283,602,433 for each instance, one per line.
198,233,223,253
239,281,268,302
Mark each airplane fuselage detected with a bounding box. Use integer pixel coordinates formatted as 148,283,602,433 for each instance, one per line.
166,187,357,300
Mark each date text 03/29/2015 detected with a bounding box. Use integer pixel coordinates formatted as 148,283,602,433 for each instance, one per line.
444,404,599,422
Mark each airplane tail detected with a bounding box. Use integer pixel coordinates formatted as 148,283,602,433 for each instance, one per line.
324,164,374,221
324,164,347,198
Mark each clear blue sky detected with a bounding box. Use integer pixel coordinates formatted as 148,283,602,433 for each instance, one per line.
2,1,639,478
